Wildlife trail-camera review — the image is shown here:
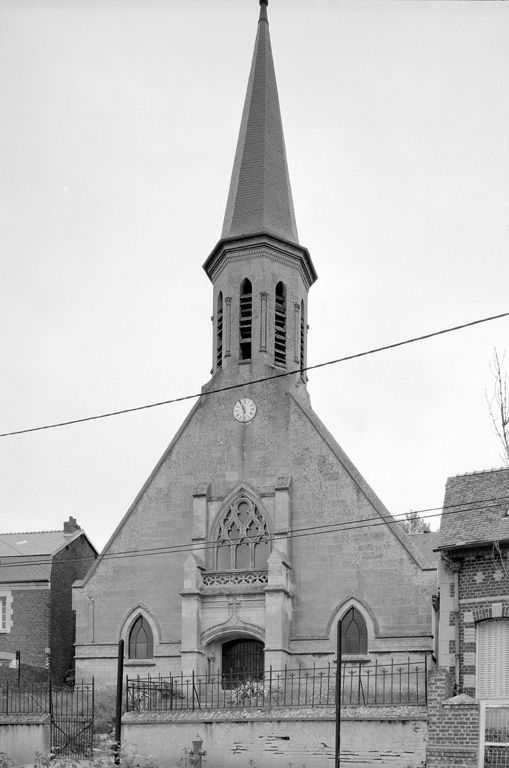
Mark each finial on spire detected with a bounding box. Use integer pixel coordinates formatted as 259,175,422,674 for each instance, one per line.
259,0,268,23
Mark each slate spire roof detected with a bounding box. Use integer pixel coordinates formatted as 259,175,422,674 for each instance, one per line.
221,0,299,244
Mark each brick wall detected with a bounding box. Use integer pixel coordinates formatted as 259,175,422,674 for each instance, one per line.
448,544,509,695
426,666,479,768
49,534,96,684
0,588,50,671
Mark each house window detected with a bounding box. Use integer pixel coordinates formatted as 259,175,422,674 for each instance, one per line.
128,615,154,659
216,496,269,570
216,291,223,368
478,619,509,698
0,592,12,633
0,597,6,632
341,607,368,655
239,279,252,360
274,281,286,366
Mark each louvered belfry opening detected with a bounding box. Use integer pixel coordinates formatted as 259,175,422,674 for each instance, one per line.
216,291,223,368
274,281,286,366
239,278,252,360
300,299,305,374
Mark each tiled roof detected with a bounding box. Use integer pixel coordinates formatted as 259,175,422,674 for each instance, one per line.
221,1,299,244
439,467,509,549
0,530,71,557
0,528,83,583
406,532,440,566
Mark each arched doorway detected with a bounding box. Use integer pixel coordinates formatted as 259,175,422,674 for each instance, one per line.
222,638,264,687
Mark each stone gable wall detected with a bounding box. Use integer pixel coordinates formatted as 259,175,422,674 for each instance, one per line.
74,380,434,684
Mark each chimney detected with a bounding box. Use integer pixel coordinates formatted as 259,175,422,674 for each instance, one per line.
63,516,81,535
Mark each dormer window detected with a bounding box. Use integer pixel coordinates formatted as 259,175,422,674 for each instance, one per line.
274,281,286,366
239,279,252,360
216,291,223,369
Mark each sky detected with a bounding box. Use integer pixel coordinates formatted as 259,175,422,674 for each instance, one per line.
1,0,508,552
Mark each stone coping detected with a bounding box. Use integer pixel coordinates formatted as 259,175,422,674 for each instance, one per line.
0,713,50,724
123,705,427,724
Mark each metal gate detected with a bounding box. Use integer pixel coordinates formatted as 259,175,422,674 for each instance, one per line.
50,682,95,758
481,702,509,767
222,639,264,687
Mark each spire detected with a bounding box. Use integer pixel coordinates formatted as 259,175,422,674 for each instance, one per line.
221,0,299,245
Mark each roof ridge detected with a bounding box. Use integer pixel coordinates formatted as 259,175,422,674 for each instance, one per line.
0,528,62,536
449,466,509,479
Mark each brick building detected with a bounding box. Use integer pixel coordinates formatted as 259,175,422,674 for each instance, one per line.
0,517,97,684
427,467,509,767
73,0,436,687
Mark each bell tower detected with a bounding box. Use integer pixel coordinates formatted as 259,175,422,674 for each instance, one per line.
203,0,317,385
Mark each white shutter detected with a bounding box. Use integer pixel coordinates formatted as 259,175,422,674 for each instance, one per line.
478,620,509,699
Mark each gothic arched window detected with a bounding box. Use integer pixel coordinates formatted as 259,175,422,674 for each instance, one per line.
274,281,286,366
239,279,252,361
128,615,154,659
341,607,368,655
216,291,223,369
216,496,269,570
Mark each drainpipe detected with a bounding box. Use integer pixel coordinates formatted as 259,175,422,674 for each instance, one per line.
442,552,461,693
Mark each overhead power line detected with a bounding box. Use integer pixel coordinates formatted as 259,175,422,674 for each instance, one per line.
1,493,508,571
1,309,508,438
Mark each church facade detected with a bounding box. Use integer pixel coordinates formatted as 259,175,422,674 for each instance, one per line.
73,0,436,688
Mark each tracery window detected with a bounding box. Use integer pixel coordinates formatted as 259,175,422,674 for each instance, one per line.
239,279,252,360
341,607,368,655
216,496,269,570
128,615,154,659
274,281,286,366
216,291,223,369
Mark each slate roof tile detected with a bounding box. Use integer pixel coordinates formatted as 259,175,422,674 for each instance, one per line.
439,467,509,548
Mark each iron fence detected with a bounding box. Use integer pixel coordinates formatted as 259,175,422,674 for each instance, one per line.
0,681,95,758
126,657,428,712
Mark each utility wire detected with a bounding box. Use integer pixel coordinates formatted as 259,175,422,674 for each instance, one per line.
1,310,508,438
1,493,508,570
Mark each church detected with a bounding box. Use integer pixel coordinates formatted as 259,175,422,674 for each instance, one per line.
73,0,436,688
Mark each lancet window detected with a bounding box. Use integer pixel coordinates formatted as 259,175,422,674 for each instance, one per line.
216,291,223,369
341,607,368,655
216,496,269,571
239,279,252,361
274,281,287,366
128,615,154,659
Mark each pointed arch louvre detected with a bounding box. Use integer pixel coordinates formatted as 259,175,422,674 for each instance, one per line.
214,492,269,571
478,619,509,698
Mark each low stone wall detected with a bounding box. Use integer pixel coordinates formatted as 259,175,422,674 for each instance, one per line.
122,706,427,768
0,714,51,763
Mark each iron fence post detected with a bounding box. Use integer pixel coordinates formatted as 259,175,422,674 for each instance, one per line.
114,639,124,765
424,653,428,703
335,619,342,768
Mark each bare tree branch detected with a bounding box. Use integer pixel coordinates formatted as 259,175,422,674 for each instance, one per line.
486,348,509,467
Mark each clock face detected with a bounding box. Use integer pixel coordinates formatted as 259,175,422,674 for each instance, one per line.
233,398,257,423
